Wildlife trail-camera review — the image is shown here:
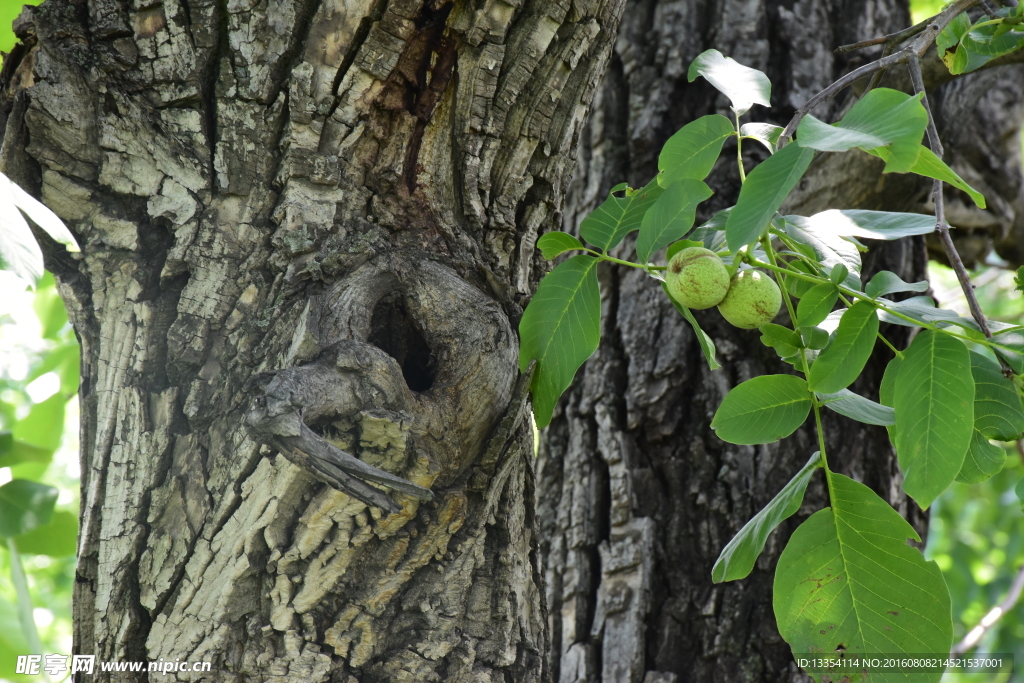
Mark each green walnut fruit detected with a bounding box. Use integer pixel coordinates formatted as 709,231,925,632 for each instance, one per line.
666,247,731,310
717,269,782,329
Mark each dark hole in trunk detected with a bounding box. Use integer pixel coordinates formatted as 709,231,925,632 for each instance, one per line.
369,295,436,392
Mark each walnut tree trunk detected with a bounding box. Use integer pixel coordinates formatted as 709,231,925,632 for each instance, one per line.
538,2,1024,683
0,0,627,680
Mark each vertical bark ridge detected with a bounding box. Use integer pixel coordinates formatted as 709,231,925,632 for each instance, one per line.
535,2,1024,682
1,0,625,680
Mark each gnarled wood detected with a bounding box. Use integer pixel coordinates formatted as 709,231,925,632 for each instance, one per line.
0,0,626,680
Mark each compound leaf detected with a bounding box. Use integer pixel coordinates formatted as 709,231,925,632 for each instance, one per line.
712,375,811,445
659,115,735,185
796,282,839,327
866,270,930,299
808,302,878,394
713,452,820,583
804,209,936,242
537,232,585,260
784,216,862,290
0,479,58,538
970,351,1024,441
893,331,974,508
956,430,1006,485
775,474,952,679
740,122,784,154
796,89,927,173
817,389,895,426
687,49,771,115
580,181,664,251
727,143,814,252
637,179,714,263
519,255,601,428
12,510,78,556
663,282,720,371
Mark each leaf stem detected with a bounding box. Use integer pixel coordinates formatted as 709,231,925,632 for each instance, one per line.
735,112,747,184
761,236,832,477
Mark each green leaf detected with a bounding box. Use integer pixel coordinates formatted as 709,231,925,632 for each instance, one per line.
970,351,1024,440
801,209,937,242
774,474,952,673
876,295,960,328
865,270,930,299
880,354,904,448
990,328,1024,373
796,283,838,327
0,439,51,469
783,260,819,299
827,263,848,285
956,430,1006,485
687,49,771,115
12,509,77,556
537,232,585,260
663,282,720,371
688,208,730,252
893,331,974,508
712,452,820,583
783,216,862,290
808,302,878,394
0,479,58,538
944,15,1024,75
659,115,735,185
666,239,705,261
33,273,69,339
711,375,811,445
13,393,66,452
798,325,830,350
1016,265,1024,293
727,144,815,252
519,255,601,428
636,180,714,263
740,122,783,154
797,89,928,173
938,12,972,54
760,323,802,358
817,388,895,426
579,181,665,251
874,145,986,208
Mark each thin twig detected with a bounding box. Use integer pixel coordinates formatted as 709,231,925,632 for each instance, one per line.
951,562,1024,655
907,55,994,340
778,0,980,148
865,43,896,92
979,0,1002,15
834,17,931,54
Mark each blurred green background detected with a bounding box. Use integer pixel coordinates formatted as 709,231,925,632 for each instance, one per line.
0,0,1020,682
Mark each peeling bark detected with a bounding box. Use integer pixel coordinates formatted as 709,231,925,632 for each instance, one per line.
539,2,1024,683
0,0,626,680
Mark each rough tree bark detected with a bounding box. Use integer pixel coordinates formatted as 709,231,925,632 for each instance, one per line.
539,2,1024,683
0,0,629,680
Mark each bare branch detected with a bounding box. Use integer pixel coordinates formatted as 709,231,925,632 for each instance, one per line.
778,0,981,148
951,562,1024,655
834,17,931,54
979,0,1003,16
906,55,995,341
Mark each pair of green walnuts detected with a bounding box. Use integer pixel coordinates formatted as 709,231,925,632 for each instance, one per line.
666,247,782,328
